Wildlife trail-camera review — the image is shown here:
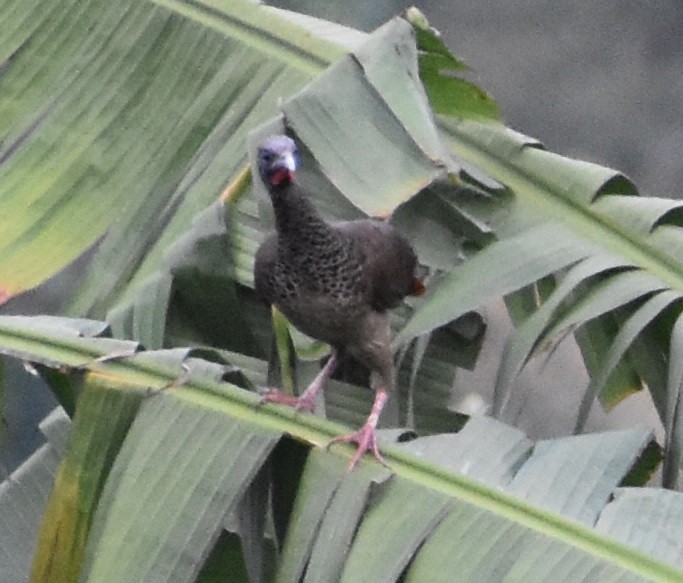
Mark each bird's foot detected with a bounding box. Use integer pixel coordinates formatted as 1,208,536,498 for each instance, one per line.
259,388,316,413
327,423,388,471
257,353,339,414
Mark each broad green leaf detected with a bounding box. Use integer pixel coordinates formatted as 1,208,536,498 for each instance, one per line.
396,418,659,522
38,408,72,457
406,8,500,121
0,442,60,582
440,119,683,276
575,290,683,432
395,223,596,345
108,201,263,356
390,182,493,271
441,116,683,304
403,333,430,428
628,323,671,419
3,0,296,304
405,7,469,74
272,305,296,396
281,18,448,217
434,112,683,452
493,254,628,416
394,315,478,434
537,270,667,351
275,450,347,583
0,316,138,371
664,313,683,488
396,415,532,488
107,273,173,350
195,531,251,583
575,314,643,413
591,196,683,235
406,504,630,583
0,316,680,581
228,462,273,583
304,462,391,582
507,429,653,525
31,376,145,583
81,394,280,583
596,488,683,568
497,267,666,418
340,476,451,583
0,411,67,583
19,0,336,316
351,18,449,160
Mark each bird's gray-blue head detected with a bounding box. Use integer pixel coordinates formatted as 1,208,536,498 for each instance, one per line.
257,135,299,188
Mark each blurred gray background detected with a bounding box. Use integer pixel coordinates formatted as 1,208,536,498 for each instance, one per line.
2,1,680,471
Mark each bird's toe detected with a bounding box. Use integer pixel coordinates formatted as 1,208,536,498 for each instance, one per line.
258,388,316,412
327,425,388,471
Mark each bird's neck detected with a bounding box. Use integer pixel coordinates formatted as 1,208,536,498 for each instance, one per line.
269,183,335,245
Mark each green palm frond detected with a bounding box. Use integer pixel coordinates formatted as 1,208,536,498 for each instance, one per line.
0,315,680,582
3,0,683,579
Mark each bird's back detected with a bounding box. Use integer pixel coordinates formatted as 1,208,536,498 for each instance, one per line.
334,219,418,312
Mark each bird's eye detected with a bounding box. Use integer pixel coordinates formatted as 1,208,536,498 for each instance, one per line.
259,150,274,163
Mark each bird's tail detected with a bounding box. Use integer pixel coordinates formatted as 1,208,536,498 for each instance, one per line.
409,277,425,296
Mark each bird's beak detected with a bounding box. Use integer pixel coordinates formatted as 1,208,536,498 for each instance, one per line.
278,152,296,173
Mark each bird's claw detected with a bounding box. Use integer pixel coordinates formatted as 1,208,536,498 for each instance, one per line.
258,388,316,413
327,424,389,471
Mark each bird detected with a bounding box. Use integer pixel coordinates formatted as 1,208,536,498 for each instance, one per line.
253,134,424,470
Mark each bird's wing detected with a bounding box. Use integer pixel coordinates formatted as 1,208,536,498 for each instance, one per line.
253,232,278,304
335,220,418,311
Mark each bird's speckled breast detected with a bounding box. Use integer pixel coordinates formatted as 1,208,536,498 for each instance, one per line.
266,238,372,347
278,287,371,347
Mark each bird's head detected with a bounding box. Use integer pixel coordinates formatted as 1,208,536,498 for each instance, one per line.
257,135,298,188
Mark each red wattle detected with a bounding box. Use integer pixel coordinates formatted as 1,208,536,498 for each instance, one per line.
270,169,294,186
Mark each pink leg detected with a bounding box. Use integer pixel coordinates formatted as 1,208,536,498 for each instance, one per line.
328,389,389,471
260,353,338,412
